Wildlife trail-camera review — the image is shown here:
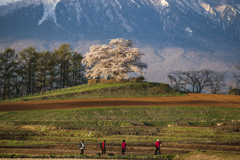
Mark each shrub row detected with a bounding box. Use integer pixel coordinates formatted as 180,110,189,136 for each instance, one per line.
88,76,145,84
0,130,39,136
142,121,176,126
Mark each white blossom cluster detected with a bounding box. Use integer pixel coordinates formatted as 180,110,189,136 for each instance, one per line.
83,38,148,79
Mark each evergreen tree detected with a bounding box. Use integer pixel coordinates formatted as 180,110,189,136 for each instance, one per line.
47,52,58,90
70,52,86,86
37,51,52,90
0,48,18,99
18,46,39,95
54,44,72,89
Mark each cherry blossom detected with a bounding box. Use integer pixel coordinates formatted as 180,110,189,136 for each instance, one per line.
83,38,148,79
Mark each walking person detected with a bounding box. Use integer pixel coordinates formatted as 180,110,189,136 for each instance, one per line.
79,140,85,155
101,140,106,155
155,139,161,155
122,140,126,155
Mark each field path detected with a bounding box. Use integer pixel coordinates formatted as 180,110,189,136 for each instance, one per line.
0,93,240,112
1,142,240,156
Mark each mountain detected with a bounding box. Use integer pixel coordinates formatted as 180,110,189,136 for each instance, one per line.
0,0,240,85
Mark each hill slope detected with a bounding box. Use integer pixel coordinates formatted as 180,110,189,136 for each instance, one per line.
0,82,185,103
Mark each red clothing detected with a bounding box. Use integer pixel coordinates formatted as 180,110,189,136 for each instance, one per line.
122,142,126,149
102,142,105,149
155,141,161,148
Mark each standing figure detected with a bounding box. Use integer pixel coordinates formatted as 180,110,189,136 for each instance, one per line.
122,140,126,155
102,140,106,155
155,139,161,155
79,140,85,155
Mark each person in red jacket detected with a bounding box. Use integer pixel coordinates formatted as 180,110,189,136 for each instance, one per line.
122,140,126,155
155,139,161,155
102,140,106,155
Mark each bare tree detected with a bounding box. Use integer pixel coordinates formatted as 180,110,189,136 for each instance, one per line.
233,61,240,88
206,71,226,94
168,69,226,93
183,70,204,93
167,73,188,92
168,70,202,93
195,69,216,93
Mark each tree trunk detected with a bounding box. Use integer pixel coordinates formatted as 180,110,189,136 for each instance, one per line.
41,68,43,88
60,61,62,89
63,60,65,88
66,60,68,87
3,76,6,100
74,60,76,85
32,72,35,94
28,66,31,95
15,76,18,98
8,79,10,99
43,74,46,89
51,75,54,90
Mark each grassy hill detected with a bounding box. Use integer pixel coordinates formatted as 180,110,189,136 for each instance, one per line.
1,82,185,103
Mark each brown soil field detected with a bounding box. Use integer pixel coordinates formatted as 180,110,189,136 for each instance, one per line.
0,93,240,112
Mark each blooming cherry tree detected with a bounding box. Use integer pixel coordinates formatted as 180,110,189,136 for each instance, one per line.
83,38,148,79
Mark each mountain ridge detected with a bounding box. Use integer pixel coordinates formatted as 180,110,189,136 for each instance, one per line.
0,0,240,84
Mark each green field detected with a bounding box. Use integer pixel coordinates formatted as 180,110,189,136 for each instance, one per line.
0,82,185,103
1,106,240,147
1,106,240,123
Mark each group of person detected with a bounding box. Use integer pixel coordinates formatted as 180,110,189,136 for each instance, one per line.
79,139,162,155
101,140,126,155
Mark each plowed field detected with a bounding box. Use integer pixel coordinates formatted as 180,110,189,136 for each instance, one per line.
0,93,240,112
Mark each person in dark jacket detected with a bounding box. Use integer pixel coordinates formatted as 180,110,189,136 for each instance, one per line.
79,140,85,155
122,140,126,155
155,139,161,155
102,140,106,155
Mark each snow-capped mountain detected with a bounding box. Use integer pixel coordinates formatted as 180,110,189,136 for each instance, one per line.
1,0,240,41
0,0,240,84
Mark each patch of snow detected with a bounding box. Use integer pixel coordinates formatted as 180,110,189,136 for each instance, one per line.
122,20,132,32
114,0,122,10
0,0,21,6
160,0,169,8
106,9,113,21
75,0,82,22
38,0,61,25
0,0,43,16
200,3,216,15
130,0,140,8
216,5,237,20
185,27,192,36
